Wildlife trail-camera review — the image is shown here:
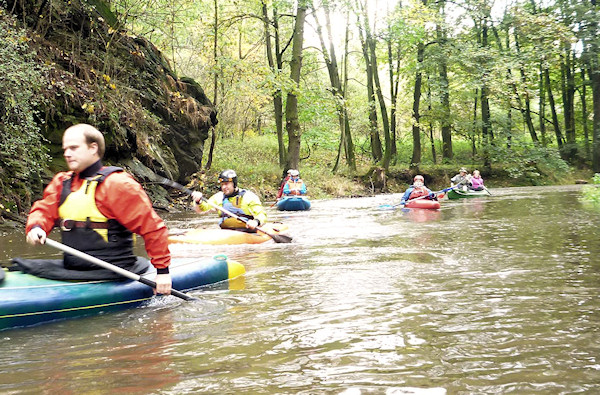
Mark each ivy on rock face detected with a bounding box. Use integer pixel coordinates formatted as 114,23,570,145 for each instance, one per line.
0,13,50,209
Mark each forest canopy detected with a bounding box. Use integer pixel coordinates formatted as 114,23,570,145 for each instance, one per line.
1,0,599,217
111,0,600,177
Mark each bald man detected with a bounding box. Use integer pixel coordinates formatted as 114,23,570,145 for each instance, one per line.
25,124,172,294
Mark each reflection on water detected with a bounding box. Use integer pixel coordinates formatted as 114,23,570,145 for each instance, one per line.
0,306,182,393
401,207,442,223
1,185,600,393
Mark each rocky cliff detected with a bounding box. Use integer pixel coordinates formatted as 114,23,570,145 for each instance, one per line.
0,0,214,223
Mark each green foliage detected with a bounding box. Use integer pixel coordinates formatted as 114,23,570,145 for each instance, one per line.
581,174,600,204
489,141,570,185
0,13,50,192
203,134,366,200
297,77,340,151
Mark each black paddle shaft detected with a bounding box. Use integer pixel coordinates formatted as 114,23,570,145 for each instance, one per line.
159,178,194,195
137,276,195,301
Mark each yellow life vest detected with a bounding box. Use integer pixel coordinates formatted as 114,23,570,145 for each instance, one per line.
57,167,136,270
287,179,304,190
58,175,109,241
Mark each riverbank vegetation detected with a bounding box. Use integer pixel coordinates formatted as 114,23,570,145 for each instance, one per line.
0,0,599,222
581,173,600,204
202,132,580,202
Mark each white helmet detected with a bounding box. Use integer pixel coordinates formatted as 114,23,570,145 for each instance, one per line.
289,169,300,177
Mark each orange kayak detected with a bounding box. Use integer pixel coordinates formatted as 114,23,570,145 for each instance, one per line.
168,223,289,245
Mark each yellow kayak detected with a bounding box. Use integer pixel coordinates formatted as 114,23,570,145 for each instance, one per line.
168,223,289,245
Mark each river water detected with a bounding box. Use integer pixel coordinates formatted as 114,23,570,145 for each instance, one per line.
0,185,599,394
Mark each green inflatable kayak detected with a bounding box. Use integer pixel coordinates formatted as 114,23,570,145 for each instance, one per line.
447,188,491,199
0,256,245,331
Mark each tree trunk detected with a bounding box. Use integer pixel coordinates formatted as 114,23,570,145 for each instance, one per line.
341,13,356,171
512,28,539,143
504,28,513,148
411,41,424,169
539,61,547,147
355,2,382,162
436,3,452,160
480,19,492,170
427,83,437,163
545,67,566,155
592,64,600,172
285,4,306,170
473,88,478,155
262,2,286,166
562,47,577,160
389,39,400,162
334,11,356,172
581,65,591,161
361,0,390,169
204,0,219,171
369,33,391,169
590,35,600,171
312,2,355,172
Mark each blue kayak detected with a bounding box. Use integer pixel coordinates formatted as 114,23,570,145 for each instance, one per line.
276,196,311,211
0,256,245,331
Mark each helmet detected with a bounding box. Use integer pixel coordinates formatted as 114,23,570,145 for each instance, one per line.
289,169,299,177
218,169,238,188
414,175,424,182
459,167,467,173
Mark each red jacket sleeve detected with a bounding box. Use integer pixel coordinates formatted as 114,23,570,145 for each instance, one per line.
96,172,171,270
27,171,171,271
26,172,69,235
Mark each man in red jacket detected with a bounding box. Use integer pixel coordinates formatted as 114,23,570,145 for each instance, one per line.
25,123,172,294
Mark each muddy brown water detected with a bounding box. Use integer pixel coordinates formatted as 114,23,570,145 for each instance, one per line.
0,185,598,394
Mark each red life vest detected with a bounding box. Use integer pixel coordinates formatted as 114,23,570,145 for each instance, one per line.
276,176,290,199
409,186,429,200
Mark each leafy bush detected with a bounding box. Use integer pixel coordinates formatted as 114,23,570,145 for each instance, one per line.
0,13,50,196
581,173,600,204
489,141,570,185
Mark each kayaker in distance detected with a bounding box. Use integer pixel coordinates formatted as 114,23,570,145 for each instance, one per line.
451,167,472,191
276,169,292,199
25,123,172,295
282,169,307,196
400,175,437,204
469,170,485,191
191,169,267,232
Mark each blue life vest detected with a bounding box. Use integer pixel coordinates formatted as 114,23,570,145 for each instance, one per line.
220,190,254,229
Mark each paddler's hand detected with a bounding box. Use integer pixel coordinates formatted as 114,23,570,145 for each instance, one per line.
191,191,203,203
26,227,47,245
246,219,258,230
154,273,172,295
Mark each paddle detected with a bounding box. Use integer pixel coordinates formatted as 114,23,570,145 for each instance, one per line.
158,177,293,244
379,185,458,210
483,185,492,195
45,239,196,301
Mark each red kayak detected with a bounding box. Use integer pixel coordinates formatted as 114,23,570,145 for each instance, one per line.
404,199,441,209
